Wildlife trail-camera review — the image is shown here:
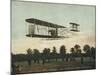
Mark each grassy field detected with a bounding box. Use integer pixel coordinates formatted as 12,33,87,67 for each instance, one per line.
14,58,96,74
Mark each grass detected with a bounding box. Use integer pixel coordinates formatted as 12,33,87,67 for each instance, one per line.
14,58,96,74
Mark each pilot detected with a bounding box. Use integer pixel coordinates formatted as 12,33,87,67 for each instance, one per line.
48,29,56,37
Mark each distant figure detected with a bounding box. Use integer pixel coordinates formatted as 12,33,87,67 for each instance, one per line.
48,29,57,37
28,59,31,66
17,65,22,73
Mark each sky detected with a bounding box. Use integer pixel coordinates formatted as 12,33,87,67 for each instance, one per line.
11,0,96,54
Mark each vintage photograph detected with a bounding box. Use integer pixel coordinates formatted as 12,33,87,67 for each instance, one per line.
11,0,96,74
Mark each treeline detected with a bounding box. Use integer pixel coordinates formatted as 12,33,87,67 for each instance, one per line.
12,44,96,65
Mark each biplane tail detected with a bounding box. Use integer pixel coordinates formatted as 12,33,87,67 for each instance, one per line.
70,22,80,32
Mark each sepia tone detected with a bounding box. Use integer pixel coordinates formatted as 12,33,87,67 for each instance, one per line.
11,0,96,75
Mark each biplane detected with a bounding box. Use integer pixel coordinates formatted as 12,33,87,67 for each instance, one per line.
70,22,80,32
25,18,80,38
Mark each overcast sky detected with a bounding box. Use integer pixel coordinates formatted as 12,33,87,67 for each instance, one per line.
12,0,96,54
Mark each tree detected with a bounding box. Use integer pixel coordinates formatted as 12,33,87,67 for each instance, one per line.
27,48,33,66
52,46,57,54
11,52,15,63
70,48,75,54
47,48,51,62
52,46,57,62
74,44,81,53
76,49,83,64
83,45,92,64
77,49,82,54
72,44,81,61
91,47,96,59
33,49,40,63
74,45,83,63
83,44,91,56
76,49,82,56
70,47,75,61
60,45,66,61
27,48,33,54
42,48,51,64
